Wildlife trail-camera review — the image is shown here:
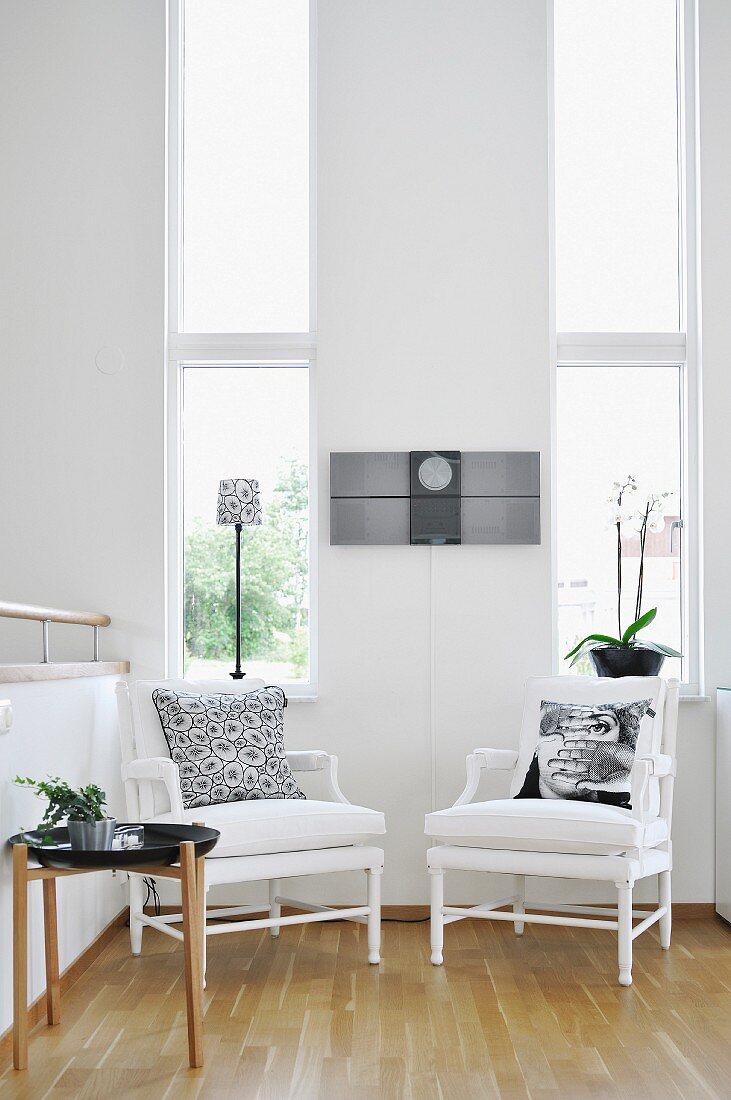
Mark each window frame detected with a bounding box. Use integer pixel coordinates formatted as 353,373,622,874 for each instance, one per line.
166,1,318,697
551,0,702,696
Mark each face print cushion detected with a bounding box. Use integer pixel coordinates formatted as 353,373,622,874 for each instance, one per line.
514,699,655,808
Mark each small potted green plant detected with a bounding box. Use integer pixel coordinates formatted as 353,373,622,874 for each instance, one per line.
565,476,682,677
14,775,115,850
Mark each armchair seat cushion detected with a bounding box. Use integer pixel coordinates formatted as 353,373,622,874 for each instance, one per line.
425,799,667,856
149,798,386,858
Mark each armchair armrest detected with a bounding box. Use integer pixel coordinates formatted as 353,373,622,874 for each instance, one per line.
286,750,330,772
121,756,184,817
474,748,519,771
640,753,675,777
286,750,350,804
453,746,519,807
630,754,676,824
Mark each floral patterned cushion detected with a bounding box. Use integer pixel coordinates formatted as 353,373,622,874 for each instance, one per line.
152,685,305,809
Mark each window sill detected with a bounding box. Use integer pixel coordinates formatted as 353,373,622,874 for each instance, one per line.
679,694,710,703
281,685,318,703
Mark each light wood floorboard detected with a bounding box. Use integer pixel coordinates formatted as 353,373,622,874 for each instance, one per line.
1,916,731,1099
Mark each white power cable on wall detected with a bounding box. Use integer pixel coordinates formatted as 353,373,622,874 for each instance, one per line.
429,545,438,812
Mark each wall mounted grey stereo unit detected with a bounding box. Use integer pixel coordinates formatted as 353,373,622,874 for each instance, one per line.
330,451,540,545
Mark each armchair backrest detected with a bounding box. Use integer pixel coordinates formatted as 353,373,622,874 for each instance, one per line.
511,676,677,820
116,677,266,817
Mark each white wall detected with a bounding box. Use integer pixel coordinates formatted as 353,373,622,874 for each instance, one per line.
0,0,165,1035
284,0,553,904
0,0,166,677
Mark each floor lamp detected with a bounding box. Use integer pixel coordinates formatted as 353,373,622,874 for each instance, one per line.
216,478,262,679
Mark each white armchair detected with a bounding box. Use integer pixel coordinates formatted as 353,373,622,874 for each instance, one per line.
425,676,679,986
117,679,385,968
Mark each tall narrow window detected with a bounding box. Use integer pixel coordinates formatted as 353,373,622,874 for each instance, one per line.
554,0,699,690
555,0,680,332
182,0,310,333
556,365,683,681
182,366,310,681
169,2,315,691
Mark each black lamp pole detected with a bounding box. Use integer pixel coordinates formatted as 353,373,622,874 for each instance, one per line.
231,522,245,679
217,478,260,679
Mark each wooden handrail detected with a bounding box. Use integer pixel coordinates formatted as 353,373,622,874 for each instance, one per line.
0,601,111,628
0,661,130,683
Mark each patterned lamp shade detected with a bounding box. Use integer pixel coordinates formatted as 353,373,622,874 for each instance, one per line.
216,479,263,526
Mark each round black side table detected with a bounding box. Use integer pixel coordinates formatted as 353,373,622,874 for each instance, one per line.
8,822,219,1070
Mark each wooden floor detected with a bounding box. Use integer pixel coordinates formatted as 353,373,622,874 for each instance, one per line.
2,915,731,1099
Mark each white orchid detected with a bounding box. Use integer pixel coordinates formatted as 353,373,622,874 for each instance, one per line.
566,476,681,666
606,507,634,529
606,476,640,529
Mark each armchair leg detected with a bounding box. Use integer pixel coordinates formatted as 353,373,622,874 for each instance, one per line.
659,870,672,949
366,868,382,964
430,870,444,966
617,882,633,986
129,874,144,956
269,879,281,939
514,874,525,936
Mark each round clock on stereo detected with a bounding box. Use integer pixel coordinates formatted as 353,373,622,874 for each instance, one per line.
418,455,453,491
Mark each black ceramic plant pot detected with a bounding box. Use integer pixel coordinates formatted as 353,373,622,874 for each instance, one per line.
590,646,665,678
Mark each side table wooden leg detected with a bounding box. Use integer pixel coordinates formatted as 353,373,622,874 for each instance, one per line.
13,844,28,1070
180,841,203,1068
196,856,206,988
43,878,61,1025
192,823,206,988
